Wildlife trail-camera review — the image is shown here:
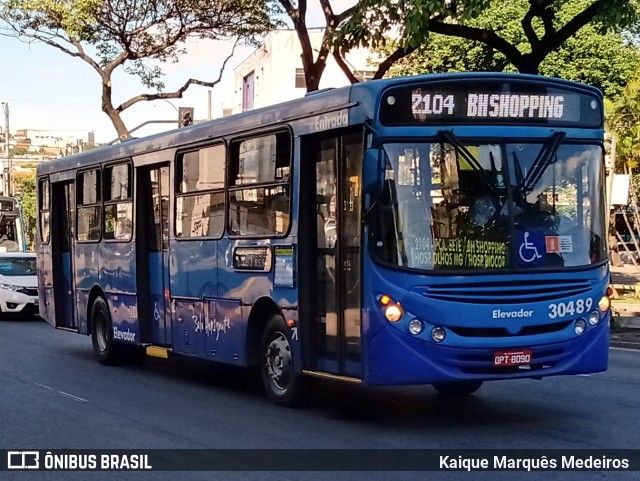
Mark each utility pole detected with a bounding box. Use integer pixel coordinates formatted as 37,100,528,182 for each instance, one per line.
1,102,10,196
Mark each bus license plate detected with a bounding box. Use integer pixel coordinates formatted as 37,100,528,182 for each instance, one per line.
493,349,532,367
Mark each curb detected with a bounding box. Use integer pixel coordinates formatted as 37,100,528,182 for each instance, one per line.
613,316,640,329
611,303,640,327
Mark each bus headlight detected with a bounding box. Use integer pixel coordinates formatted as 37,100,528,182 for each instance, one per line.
408,318,423,335
384,304,403,322
598,295,610,312
574,319,587,335
431,326,446,343
588,310,600,326
378,294,403,322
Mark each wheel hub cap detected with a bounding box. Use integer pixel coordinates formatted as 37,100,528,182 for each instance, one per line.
265,332,291,391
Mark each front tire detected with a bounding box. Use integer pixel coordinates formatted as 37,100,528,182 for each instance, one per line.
91,297,120,365
260,316,302,406
432,380,483,396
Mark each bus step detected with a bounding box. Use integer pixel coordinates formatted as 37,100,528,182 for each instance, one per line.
302,370,362,383
145,346,171,359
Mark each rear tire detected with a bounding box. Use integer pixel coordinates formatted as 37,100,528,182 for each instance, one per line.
432,380,483,396
260,316,303,406
91,297,120,365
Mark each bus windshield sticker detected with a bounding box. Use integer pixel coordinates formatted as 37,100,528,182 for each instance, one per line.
274,246,295,287
516,230,546,266
233,247,272,272
433,238,507,270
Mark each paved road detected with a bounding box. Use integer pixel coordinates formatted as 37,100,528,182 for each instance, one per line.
1,317,639,481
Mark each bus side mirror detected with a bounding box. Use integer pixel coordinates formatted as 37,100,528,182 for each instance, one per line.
363,148,382,194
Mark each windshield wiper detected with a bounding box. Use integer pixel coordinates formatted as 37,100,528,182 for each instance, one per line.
523,131,565,195
438,130,500,196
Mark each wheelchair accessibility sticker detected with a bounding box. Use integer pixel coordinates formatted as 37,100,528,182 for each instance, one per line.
517,230,546,265
518,231,545,264
517,230,574,266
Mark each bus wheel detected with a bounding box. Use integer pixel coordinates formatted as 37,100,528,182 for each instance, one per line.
91,297,119,365
260,316,302,406
432,381,483,396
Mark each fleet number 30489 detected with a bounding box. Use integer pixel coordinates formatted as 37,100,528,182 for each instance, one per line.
548,298,593,319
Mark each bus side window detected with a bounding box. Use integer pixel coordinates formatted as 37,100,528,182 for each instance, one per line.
77,169,101,242
229,131,292,236
175,145,226,239
104,163,132,241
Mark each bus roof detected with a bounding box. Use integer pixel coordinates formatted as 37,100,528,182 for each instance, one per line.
37,72,602,176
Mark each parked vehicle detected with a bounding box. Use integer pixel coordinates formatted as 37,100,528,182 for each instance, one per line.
0,252,39,318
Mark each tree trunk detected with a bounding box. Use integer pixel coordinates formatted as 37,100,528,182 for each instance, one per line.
101,77,131,139
305,63,325,92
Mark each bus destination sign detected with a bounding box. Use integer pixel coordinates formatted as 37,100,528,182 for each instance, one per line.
412,92,566,120
380,80,602,127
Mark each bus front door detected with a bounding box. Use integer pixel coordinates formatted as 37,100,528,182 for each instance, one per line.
136,165,170,345
305,132,362,378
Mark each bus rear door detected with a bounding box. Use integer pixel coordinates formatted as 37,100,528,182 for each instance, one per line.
135,165,171,345
50,181,77,330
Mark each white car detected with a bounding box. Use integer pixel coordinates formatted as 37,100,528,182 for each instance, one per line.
0,252,39,318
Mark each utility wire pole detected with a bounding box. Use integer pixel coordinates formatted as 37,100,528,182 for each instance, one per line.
1,102,10,196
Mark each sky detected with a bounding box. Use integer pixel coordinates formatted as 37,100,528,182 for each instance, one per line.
0,1,355,145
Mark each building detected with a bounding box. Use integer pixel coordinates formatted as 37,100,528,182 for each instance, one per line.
0,129,96,195
230,29,375,114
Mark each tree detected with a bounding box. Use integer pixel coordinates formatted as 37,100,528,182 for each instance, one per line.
15,173,36,250
377,0,640,100
606,80,640,171
277,0,358,91
337,0,639,78
281,0,638,93
0,0,281,139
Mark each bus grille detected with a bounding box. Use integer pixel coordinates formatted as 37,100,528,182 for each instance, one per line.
448,320,572,338
423,280,591,304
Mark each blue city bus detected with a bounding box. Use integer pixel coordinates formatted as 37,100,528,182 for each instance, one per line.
36,73,611,404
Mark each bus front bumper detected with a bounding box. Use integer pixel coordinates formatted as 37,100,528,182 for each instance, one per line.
366,317,609,386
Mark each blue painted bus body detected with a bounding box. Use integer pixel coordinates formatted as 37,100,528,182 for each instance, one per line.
36,72,610,392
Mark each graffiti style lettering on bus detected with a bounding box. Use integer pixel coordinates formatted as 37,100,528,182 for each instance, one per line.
205,316,231,341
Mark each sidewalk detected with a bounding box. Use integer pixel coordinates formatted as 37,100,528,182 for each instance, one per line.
609,263,640,347
610,263,640,292
608,264,640,348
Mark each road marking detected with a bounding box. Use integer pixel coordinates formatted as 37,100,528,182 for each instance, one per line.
35,383,88,403
58,391,88,403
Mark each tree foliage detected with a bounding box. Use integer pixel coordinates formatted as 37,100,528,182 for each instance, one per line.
336,0,639,77
606,80,640,171
284,0,638,93
15,173,36,250
376,0,640,100
0,0,281,138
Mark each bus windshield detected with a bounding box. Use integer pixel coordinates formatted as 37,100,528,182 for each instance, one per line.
371,138,606,272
